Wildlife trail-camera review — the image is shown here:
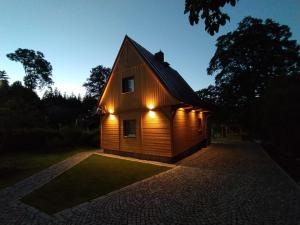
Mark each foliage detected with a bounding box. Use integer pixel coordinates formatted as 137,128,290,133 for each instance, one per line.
0,70,9,88
0,82,99,152
7,49,53,90
80,95,99,129
184,0,237,35
0,50,103,154
0,128,58,152
0,127,98,152
42,89,83,128
196,85,226,123
203,16,300,156
207,17,300,122
196,85,220,108
259,76,300,156
83,65,111,99
0,83,45,129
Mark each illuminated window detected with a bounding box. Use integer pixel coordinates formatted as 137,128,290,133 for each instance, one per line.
122,77,134,93
123,120,136,137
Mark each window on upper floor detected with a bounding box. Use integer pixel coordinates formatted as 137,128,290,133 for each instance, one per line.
122,77,134,93
123,119,136,137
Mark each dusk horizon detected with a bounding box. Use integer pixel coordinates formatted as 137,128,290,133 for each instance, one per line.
1,0,299,97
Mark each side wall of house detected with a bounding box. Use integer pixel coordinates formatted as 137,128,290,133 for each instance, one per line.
172,109,206,156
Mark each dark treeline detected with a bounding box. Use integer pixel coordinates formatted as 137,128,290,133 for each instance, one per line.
0,54,110,152
197,17,300,157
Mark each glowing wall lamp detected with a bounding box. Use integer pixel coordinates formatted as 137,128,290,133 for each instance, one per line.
147,103,156,118
148,103,154,110
108,108,114,114
149,110,156,118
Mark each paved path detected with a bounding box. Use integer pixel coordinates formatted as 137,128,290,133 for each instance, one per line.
0,150,96,225
1,140,300,225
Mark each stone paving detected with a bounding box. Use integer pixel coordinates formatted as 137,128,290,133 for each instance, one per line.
0,150,96,225
0,140,300,225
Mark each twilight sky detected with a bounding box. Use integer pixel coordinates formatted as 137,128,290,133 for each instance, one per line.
0,0,299,97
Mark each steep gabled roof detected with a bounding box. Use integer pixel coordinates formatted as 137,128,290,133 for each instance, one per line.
126,36,202,107
99,36,203,108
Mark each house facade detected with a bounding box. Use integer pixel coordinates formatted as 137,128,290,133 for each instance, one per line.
99,36,209,162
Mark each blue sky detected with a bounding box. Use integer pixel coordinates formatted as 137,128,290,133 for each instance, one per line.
0,0,299,97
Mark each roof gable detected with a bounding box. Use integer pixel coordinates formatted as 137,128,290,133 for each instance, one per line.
100,36,202,108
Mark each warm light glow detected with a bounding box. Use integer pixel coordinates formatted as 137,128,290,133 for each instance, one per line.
199,112,203,119
191,110,195,112
179,107,184,111
109,108,114,114
148,103,154,110
109,114,116,120
149,110,156,118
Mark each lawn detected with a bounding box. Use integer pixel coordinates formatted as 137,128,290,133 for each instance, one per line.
22,154,170,214
0,148,92,190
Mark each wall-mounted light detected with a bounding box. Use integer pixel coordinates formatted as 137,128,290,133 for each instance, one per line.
109,109,114,114
149,110,155,118
109,114,116,120
148,103,154,110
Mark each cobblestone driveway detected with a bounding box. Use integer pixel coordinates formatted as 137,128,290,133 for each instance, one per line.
0,140,299,225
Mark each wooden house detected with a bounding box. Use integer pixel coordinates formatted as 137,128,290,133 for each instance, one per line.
99,36,209,162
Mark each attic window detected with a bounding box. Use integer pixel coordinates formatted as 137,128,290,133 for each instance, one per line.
122,77,134,93
123,120,136,137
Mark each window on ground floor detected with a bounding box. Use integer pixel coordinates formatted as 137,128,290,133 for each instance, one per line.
123,119,136,137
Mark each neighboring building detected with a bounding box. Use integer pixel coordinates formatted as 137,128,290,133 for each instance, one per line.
98,35,209,162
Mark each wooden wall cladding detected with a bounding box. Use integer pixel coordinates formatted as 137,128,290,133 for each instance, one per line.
172,109,205,156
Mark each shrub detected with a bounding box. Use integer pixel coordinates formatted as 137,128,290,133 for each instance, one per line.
0,127,99,152
0,128,58,152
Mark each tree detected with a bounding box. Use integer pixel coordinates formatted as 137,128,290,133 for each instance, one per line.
184,0,237,35
208,16,300,112
197,85,220,108
42,89,83,128
83,65,111,99
7,49,53,90
0,70,9,88
259,76,300,156
0,82,45,129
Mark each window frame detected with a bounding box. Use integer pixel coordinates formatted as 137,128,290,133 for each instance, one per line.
122,76,135,93
123,119,136,138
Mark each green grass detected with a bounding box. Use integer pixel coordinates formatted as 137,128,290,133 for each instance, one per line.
22,154,170,214
0,148,92,190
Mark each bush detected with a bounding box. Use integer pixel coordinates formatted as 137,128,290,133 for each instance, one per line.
0,128,58,152
80,129,99,147
0,127,99,153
